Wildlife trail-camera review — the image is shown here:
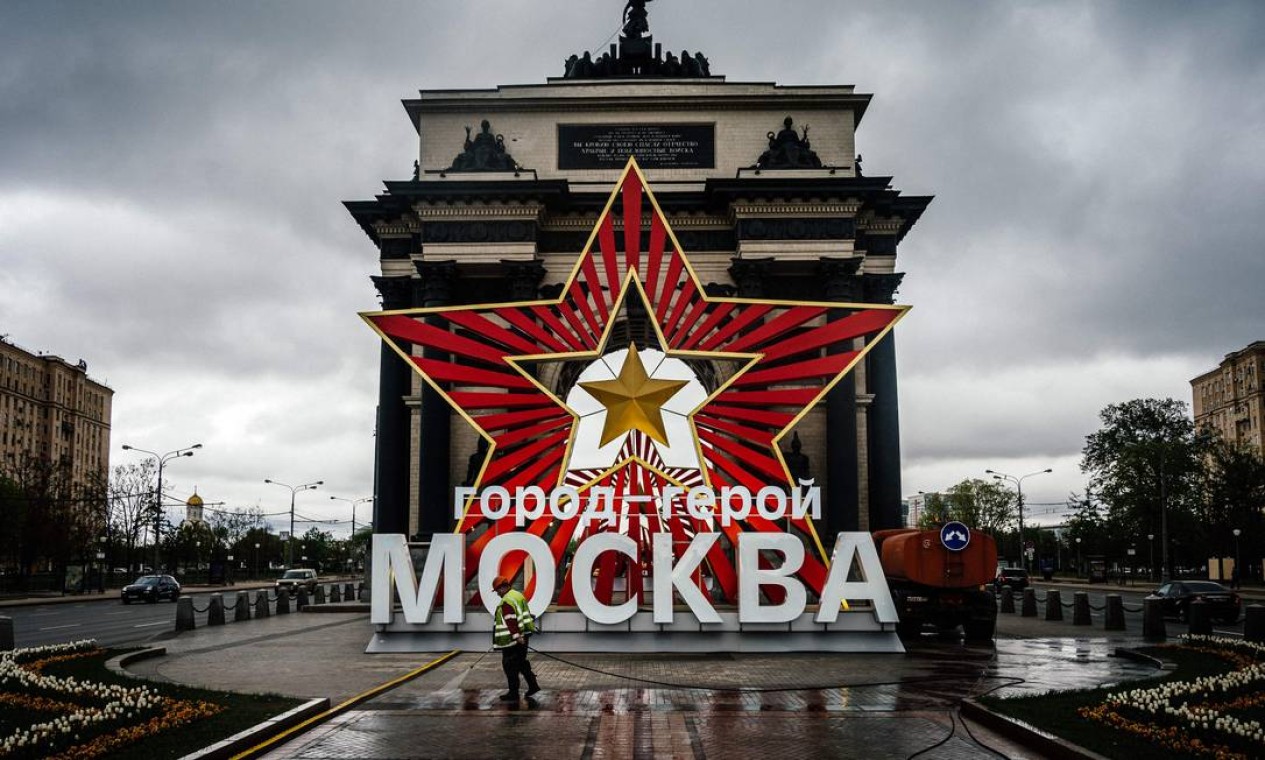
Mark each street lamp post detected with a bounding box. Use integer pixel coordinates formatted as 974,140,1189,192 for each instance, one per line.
254,542,261,579
985,468,1053,573
1233,528,1242,589
1148,533,1155,581
1076,537,1083,577
121,443,202,573
265,479,322,568
328,495,372,537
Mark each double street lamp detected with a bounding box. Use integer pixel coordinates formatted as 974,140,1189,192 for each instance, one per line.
328,495,372,537
265,478,322,568
121,442,202,572
986,467,1052,573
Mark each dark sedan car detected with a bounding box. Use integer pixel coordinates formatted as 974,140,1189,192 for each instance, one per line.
1149,581,1241,624
121,575,181,604
993,567,1030,593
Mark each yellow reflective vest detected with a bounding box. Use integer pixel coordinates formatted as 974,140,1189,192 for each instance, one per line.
493,588,536,648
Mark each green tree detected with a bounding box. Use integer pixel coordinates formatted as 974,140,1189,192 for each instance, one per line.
1201,437,1265,577
916,479,1015,534
1081,398,1210,576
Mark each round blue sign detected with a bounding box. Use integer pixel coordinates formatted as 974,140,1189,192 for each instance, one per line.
940,521,971,552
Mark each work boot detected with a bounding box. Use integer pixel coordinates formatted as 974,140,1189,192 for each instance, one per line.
498,691,519,702
525,678,541,697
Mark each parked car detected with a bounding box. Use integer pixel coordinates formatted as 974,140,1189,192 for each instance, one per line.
121,575,181,604
275,568,318,595
993,567,1030,593
1148,581,1241,624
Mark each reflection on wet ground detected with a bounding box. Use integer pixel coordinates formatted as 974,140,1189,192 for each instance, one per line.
264,637,1156,758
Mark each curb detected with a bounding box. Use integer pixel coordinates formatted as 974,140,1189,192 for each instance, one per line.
179,698,330,760
301,603,370,614
960,699,1113,760
1114,647,1177,671
105,646,168,678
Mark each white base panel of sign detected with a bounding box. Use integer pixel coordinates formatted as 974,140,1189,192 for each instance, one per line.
364,609,904,653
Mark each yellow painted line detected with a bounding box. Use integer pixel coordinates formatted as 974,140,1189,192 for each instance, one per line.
231,649,461,759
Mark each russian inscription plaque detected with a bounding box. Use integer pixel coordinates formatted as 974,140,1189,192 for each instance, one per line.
559,124,715,169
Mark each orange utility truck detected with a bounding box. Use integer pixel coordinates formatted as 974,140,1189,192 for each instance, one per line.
872,525,999,640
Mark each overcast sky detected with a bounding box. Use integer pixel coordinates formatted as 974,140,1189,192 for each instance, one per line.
2,1,1262,535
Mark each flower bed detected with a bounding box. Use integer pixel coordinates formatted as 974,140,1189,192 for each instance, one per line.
1077,636,1265,759
0,641,298,760
983,636,1265,759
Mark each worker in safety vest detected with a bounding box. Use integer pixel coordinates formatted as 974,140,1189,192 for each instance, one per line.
492,575,540,701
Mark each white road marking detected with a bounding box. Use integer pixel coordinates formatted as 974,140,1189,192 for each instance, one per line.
133,621,167,628
38,623,81,631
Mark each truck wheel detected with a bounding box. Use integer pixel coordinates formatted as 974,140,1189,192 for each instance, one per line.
963,618,995,641
896,620,921,638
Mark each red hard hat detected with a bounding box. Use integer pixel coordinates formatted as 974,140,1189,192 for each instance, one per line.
492,575,511,590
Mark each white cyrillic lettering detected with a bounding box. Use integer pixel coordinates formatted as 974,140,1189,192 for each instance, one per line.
652,533,721,624
513,486,547,527
371,533,465,625
549,486,581,520
737,533,807,623
481,486,511,520
453,487,476,520
587,486,617,527
571,533,639,625
478,532,555,617
720,487,752,527
791,481,822,521
658,485,683,520
686,487,714,520
755,486,787,521
814,532,898,624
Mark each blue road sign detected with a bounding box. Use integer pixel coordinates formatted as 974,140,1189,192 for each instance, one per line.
940,521,971,552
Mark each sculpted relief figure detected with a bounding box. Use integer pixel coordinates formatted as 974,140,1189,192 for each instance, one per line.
623,0,653,39
756,116,823,170
447,119,519,172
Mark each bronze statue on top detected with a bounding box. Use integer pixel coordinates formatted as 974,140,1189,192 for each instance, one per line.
446,120,519,172
756,117,823,170
562,0,713,79
623,0,653,39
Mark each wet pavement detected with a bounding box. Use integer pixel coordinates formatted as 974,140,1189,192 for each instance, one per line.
118,605,1174,759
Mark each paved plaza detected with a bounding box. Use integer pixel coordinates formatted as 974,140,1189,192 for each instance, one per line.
118,603,1171,759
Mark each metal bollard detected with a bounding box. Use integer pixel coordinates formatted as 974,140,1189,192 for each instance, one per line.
175,597,196,632
255,589,271,618
1188,599,1212,636
0,616,14,651
358,582,367,602
344,582,355,601
297,587,310,610
1143,597,1166,642
315,585,326,605
1000,586,1015,613
1045,589,1063,621
208,593,226,626
330,584,342,603
234,591,252,622
1072,592,1091,625
1104,594,1126,631
1021,588,1038,617
1245,605,1265,643
276,589,291,615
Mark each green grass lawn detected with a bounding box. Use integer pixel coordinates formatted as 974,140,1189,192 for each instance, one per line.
2,646,304,760
981,643,1262,759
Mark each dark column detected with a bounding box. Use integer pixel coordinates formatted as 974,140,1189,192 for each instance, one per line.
415,261,459,536
818,258,863,537
503,259,547,301
864,272,905,531
371,276,414,536
728,257,771,298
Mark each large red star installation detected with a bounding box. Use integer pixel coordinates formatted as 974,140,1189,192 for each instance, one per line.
363,159,907,608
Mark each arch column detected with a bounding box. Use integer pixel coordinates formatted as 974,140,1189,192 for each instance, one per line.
863,272,905,531
818,258,864,538
371,275,415,536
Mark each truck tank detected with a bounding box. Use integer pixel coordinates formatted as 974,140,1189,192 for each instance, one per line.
873,528,999,640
